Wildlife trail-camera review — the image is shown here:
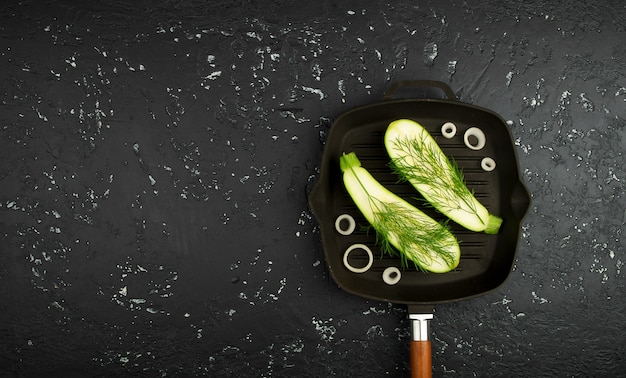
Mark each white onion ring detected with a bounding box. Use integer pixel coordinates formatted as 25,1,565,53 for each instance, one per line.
441,122,457,138
464,127,486,150
481,157,496,171
382,267,401,285
343,244,373,273
335,214,356,235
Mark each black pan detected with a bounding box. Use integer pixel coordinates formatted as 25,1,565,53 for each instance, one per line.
308,81,531,377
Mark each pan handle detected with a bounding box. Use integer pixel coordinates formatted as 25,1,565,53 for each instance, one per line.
411,340,432,378
409,313,433,378
383,80,457,101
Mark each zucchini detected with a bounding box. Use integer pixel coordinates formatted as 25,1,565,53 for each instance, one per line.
384,119,502,234
340,152,460,273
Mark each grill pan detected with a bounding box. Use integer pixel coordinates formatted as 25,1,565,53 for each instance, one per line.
308,81,531,377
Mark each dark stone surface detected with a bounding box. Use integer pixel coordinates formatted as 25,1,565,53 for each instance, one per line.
1,0,624,376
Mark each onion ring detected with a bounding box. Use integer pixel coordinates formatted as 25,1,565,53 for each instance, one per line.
481,157,496,171
441,122,457,138
464,127,486,150
382,267,401,285
335,214,356,235
343,244,373,273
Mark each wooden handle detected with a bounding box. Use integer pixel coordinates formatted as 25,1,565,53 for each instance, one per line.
410,340,432,378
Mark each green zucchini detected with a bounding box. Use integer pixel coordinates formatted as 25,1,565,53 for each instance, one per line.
384,119,502,234
340,152,460,273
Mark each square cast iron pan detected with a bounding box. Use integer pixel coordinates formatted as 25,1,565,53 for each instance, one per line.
309,88,531,306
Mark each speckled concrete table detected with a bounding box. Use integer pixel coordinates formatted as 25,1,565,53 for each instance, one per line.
1,1,624,377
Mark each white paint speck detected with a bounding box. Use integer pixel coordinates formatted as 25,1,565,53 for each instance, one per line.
531,291,549,304
366,324,384,339
277,278,286,295
447,60,457,76
204,71,222,80
246,31,262,41
312,316,336,342
506,71,514,86
35,108,48,121
338,80,346,100
492,296,512,305
301,86,326,100
577,92,594,112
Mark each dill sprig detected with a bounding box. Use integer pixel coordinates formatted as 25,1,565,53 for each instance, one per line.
341,151,460,271
364,196,458,270
389,136,485,226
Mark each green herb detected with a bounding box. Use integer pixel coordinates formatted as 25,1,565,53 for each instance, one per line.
385,119,502,234
340,152,460,273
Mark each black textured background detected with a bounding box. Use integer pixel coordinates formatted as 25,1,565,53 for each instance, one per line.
1,1,624,377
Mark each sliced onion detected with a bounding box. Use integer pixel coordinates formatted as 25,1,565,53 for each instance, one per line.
382,267,401,285
335,214,356,235
343,244,373,273
481,157,496,171
464,127,486,150
441,122,457,138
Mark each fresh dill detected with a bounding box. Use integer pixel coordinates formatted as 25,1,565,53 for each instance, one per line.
340,151,460,272
389,136,486,226
368,199,458,269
